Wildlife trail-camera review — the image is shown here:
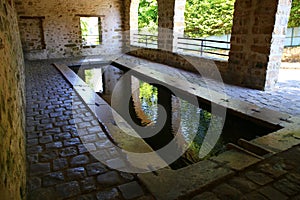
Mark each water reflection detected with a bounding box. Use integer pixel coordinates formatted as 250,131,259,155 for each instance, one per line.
134,80,227,166
139,81,158,123
70,64,278,169
84,68,103,93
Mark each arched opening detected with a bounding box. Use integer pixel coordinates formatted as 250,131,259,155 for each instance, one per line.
176,0,236,59
130,0,158,48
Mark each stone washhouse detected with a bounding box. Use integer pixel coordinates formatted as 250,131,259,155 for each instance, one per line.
1,0,300,199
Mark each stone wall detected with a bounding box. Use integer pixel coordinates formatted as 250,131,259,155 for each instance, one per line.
15,0,124,60
128,48,228,76
19,17,45,51
0,0,26,199
228,0,291,90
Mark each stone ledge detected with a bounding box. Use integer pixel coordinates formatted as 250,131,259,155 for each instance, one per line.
209,149,262,171
138,160,234,200
53,58,300,199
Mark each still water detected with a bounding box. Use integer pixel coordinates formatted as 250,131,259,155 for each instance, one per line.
70,64,278,169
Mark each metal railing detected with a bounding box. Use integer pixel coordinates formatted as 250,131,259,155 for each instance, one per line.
285,27,300,47
82,35,101,46
132,34,158,48
130,33,230,59
177,37,230,57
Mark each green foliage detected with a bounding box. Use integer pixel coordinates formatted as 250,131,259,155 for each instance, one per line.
184,0,235,38
139,81,158,100
288,0,300,27
138,0,158,33
137,0,300,38
80,18,89,36
178,99,225,162
85,70,94,88
139,81,158,121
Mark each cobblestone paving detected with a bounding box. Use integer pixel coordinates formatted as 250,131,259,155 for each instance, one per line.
25,57,300,200
191,145,300,200
25,60,153,200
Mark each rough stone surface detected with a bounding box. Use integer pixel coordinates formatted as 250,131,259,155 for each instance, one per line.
97,171,125,188
245,171,274,186
191,192,220,200
273,179,300,196
42,172,65,187
212,184,244,200
24,60,148,199
118,181,144,199
228,0,292,90
227,177,258,193
70,155,90,167
23,50,300,200
16,0,123,60
210,150,261,171
115,55,300,116
138,160,234,200
96,188,120,200
191,145,300,199
55,181,81,198
86,162,108,176
258,186,288,200
0,1,26,199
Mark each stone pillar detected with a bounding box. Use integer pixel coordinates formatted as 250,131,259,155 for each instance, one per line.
228,0,291,90
157,0,175,51
103,66,124,99
173,0,186,52
266,0,292,89
129,0,139,46
157,0,186,52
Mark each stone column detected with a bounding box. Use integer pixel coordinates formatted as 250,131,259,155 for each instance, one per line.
157,0,175,51
228,0,291,90
122,0,132,52
157,0,186,52
173,0,186,52
103,66,124,100
129,0,139,47
266,0,292,89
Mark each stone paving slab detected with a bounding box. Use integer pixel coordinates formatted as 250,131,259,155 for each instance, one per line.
138,160,234,200
209,149,261,171
190,145,300,200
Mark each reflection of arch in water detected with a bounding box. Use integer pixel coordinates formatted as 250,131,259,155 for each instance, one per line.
130,76,154,126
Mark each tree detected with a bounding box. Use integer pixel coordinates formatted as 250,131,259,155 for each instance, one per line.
138,0,158,33
137,0,300,38
184,0,235,38
288,0,300,27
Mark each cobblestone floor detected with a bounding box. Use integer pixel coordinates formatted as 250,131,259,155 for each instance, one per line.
25,57,300,200
25,60,153,200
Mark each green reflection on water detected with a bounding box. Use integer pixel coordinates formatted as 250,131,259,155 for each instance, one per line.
179,99,225,162
138,81,225,165
139,81,158,122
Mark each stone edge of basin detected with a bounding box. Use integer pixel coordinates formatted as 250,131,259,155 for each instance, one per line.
53,61,300,200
